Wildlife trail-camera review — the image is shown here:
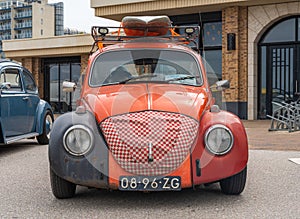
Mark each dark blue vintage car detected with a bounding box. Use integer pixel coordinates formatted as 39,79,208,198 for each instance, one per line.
0,59,54,145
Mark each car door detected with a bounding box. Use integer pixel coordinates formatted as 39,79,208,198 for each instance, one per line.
22,69,40,133
0,67,30,136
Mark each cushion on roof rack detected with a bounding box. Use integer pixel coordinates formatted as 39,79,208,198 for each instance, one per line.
121,16,171,37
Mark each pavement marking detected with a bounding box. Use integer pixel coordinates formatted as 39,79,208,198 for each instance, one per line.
288,158,300,165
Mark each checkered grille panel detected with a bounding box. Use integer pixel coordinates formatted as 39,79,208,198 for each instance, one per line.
100,111,199,175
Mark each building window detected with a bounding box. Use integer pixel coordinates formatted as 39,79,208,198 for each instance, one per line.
263,19,296,43
203,22,222,47
170,12,222,81
202,21,222,82
41,29,43,36
41,18,43,25
203,50,222,81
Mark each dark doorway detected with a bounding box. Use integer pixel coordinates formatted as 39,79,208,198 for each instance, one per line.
43,57,81,113
258,16,300,119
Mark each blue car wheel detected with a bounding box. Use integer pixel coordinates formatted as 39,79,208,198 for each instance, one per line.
37,110,54,145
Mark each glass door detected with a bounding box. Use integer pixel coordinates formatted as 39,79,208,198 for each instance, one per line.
44,58,81,113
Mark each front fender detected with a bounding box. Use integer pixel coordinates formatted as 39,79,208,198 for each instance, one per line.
48,111,109,188
35,99,52,134
191,110,248,185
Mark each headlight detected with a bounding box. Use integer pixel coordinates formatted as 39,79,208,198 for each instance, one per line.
63,125,94,156
204,124,234,155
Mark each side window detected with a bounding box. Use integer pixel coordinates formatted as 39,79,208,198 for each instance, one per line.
0,68,22,92
23,70,37,93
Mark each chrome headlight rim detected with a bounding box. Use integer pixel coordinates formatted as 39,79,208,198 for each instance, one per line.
63,125,94,156
204,124,234,156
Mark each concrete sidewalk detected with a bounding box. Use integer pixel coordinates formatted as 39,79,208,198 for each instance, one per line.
243,120,300,151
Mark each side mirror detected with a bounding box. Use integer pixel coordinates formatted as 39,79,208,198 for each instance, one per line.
211,80,230,91
62,81,77,93
0,82,11,90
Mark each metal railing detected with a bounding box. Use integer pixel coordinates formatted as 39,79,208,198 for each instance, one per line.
15,11,32,18
15,22,32,29
0,24,11,30
0,14,11,20
0,35,11,40
15,33,32,39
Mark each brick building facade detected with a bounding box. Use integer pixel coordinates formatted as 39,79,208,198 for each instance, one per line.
222,6,248,118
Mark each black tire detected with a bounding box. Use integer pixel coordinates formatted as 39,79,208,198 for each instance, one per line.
37,111,53,145
50,169,76,199
220,167,247,195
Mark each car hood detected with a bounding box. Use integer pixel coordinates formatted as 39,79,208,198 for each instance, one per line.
85,84,209,122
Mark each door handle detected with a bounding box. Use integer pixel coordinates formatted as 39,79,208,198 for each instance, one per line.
23,97,29,100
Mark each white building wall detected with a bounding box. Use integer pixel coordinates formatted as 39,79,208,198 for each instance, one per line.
32,2,54,38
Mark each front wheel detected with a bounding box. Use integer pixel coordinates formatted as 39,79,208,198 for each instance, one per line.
37,111,53,145
220,167,247,195
50,169,76,199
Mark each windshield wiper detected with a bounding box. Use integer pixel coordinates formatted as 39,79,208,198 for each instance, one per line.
166,75,200,82
118,74,158,84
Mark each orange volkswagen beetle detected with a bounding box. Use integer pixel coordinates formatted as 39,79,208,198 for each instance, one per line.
48,16,248,198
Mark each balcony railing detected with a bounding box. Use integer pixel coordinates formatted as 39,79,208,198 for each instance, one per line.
0,14,11,20
15,11,32,18
15,22,32,29
0,7,11,11
0,24,11,31
0,35,11,40
15,33,32,39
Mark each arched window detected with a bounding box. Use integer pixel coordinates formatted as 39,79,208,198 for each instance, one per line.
258,16,300,119
262,18,297,43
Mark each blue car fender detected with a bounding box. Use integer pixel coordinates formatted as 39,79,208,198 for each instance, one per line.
35,99,52,135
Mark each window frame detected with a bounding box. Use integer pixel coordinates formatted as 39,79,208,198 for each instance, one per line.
0,67,24,94
260,16,300,46
22,68,38,94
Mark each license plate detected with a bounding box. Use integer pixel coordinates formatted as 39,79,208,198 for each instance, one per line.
119,176,181,191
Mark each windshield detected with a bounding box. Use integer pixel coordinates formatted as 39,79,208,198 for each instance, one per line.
89,49,203,87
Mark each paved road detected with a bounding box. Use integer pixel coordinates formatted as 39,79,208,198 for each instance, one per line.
0,140,299,218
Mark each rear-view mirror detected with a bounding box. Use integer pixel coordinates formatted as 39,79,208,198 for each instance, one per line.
211,80,230,91
62,81,77,93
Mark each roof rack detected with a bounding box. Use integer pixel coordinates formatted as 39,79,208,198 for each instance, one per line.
90,25,200,54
